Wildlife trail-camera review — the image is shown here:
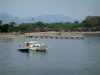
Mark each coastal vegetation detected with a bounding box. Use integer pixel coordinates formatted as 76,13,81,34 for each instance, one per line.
0,16,100,33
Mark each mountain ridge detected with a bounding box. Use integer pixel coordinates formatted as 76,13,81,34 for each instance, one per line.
0,12,81,24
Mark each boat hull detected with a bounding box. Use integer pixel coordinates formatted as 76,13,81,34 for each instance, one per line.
29,48,48,51
18,48,29,52
25,46,48,51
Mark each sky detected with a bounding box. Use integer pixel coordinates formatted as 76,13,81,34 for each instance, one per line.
0,0,99,19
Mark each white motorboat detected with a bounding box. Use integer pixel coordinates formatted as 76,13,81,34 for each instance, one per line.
25,41,48,51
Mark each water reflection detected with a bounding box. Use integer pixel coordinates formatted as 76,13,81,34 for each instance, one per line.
19,50,48,59
29,51,48,56
83,33,100,37
0,39,14,43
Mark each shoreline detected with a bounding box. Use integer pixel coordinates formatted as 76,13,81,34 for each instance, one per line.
0,31,100,39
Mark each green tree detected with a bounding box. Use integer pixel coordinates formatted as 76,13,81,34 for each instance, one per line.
0,20,2,32
8,21,17,32
0,20,2,25
35,21,45,31
9,21,17,27
82,16,100,27
1,24,9,32
74,21,79,24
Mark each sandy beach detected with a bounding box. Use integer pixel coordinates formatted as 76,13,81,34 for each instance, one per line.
0,34,26,39
0,31,60,39
0,31,100,39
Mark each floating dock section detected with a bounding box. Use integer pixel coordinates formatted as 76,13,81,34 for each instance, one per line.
27,35,84,40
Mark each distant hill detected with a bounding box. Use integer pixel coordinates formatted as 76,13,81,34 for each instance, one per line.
34,14,74,22
0,12,33,24
0,12,79,24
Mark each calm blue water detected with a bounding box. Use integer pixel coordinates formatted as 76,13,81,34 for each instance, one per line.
0,34,100,75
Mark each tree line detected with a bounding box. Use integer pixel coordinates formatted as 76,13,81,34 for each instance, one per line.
0,16,100,33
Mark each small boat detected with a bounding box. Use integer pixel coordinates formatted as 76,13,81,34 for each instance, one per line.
25,41,48,51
